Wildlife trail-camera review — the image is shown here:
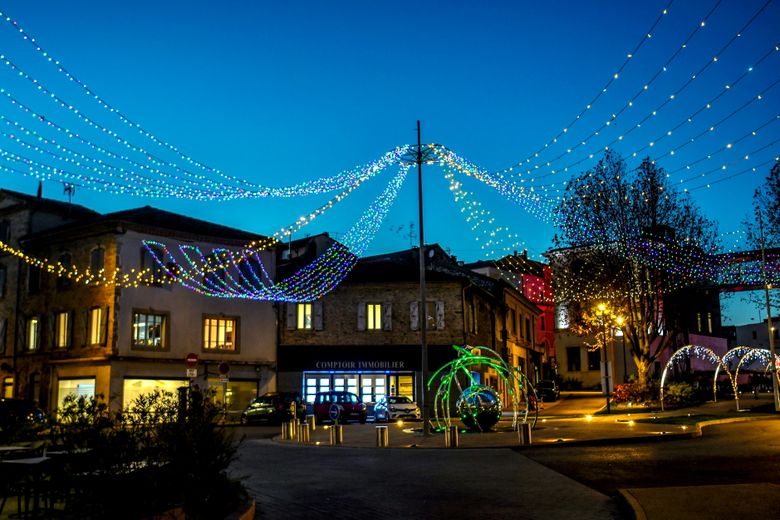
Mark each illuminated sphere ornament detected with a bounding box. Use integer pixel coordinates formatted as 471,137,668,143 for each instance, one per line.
456,385,502,432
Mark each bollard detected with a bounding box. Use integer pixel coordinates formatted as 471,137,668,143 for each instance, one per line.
519,422,532,445
281,422,289,440
444,425,459,448
306,414,316,431
298,423,310,443
376,425,389,448
330,424,343,445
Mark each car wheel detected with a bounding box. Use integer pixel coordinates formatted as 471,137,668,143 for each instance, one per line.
359,415,366,424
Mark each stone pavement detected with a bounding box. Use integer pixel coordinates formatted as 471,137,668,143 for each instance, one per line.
264,393,780,519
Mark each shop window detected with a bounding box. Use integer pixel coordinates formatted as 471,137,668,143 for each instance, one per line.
587,349,601,371
133,311,168,349
55,311,72,349
122,378,184,409
3,377,13,398
90,246,105,273
203,316,237,351
566,346,581,372
26,316,41,351
57,378,95,409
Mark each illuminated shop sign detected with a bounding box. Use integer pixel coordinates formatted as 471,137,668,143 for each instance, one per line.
314,360,407,370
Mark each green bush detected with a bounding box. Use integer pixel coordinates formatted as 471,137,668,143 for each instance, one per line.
664,381,698,408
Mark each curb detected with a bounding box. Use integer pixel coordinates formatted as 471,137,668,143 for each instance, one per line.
617,489,647,520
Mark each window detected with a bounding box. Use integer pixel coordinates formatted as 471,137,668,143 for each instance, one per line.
297,303,313,330
0,220,9,243
366,304,382,330
525,317,532,341
132,311,167,349
510,310,517,337
203,252,228,287
0,265,5,298
752,330,758,340
706,312,713,334
90,247,105,273
57,378,95,409
141,244,166,285
57,253,72,289
203,316,237,351
468,299,477,334
696,312,702,332
2,377,13,399
28,265,42,294
26,317,41,351
55,311,71,349
566,346,581,372
88,307,106,345
410,301,444,331
587,349,601,371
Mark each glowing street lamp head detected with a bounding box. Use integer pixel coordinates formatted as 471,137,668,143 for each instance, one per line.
616,316,624,326
598,303,607,313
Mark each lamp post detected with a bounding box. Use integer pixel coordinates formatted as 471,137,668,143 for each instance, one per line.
598,304,611,414
616,316,628,383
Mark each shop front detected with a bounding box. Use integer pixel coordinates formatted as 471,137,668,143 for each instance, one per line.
278,345,421,404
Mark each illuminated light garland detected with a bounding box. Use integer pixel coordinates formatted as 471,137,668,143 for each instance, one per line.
677,139,780,187
505,0,729,178
0,8,278,191
0,50,409,199
687,157,780,191
660,345,724,408
496,0,675,175
140,166,410,301
520,38,780,194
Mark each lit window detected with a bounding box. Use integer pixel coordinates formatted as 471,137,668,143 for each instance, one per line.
26,317,40,351
367,304,382,330
203,317,237,351
133,312,167,349
55,311,70,349
297,303,313,330
89,307,103,345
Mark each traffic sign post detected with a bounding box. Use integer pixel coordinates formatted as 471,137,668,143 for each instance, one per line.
185,353,199,380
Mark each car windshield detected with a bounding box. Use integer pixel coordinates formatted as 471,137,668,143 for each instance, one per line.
253,397,274,405
387,396,411,404
538,382,555,389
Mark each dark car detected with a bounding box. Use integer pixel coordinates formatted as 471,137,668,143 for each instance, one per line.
240,392,305,425
536,380,560,402
313,391,367,424
0,398,46,442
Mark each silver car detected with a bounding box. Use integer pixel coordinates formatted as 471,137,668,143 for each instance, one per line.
373,395,420,422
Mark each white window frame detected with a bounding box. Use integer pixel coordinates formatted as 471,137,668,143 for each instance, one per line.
297,303,313,330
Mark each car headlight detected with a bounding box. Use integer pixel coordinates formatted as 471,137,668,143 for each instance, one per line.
389,407,397,412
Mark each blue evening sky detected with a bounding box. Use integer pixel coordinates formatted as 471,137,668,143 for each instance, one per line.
1,0,778,325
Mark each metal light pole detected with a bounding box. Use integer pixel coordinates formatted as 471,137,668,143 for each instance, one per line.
598,304,611,414
617,316,628,383
416,121,431,436
757,211,780,412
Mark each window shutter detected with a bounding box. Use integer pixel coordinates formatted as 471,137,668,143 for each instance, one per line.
100,306,109,345
313,301,324,331
410,302,419,331
49,313,56,349
67,311,73,348
435,301,445,330
357,302,366,331
286,303,296,330
382,302,392,331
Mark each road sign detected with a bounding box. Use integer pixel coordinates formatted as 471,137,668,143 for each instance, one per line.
218,362,230,375
329,404,341,421
185,353,199,368
186,368,197,378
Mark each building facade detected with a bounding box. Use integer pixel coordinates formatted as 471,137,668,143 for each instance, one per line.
277,245,540,407
0,191,278,415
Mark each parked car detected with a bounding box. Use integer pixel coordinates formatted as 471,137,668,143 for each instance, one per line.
313,391,367,424
536,380,560,402
0,398,46,442
240,392,305,425
373,395,420,422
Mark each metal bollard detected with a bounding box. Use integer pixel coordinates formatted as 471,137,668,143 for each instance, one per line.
281,422,289,440
376,425,389,447
330,424,343,445
519,422,532,445
298,423,310,443
444,425,459,448
306,414,316,431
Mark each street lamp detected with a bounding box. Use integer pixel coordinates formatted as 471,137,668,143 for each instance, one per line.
597,303,611,414
616,316,628,383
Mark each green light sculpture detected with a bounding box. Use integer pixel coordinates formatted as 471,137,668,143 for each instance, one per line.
427,345,538,432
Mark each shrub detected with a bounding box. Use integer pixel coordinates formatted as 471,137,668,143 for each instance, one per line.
664,381,698,408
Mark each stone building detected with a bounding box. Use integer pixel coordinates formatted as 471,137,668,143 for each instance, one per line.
277,244,540,407
0,190,277,414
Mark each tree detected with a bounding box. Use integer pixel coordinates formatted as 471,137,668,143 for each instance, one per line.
550,150,718,388
739,162,780,315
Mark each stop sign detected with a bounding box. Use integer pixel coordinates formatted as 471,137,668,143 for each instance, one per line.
185,353,199,368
